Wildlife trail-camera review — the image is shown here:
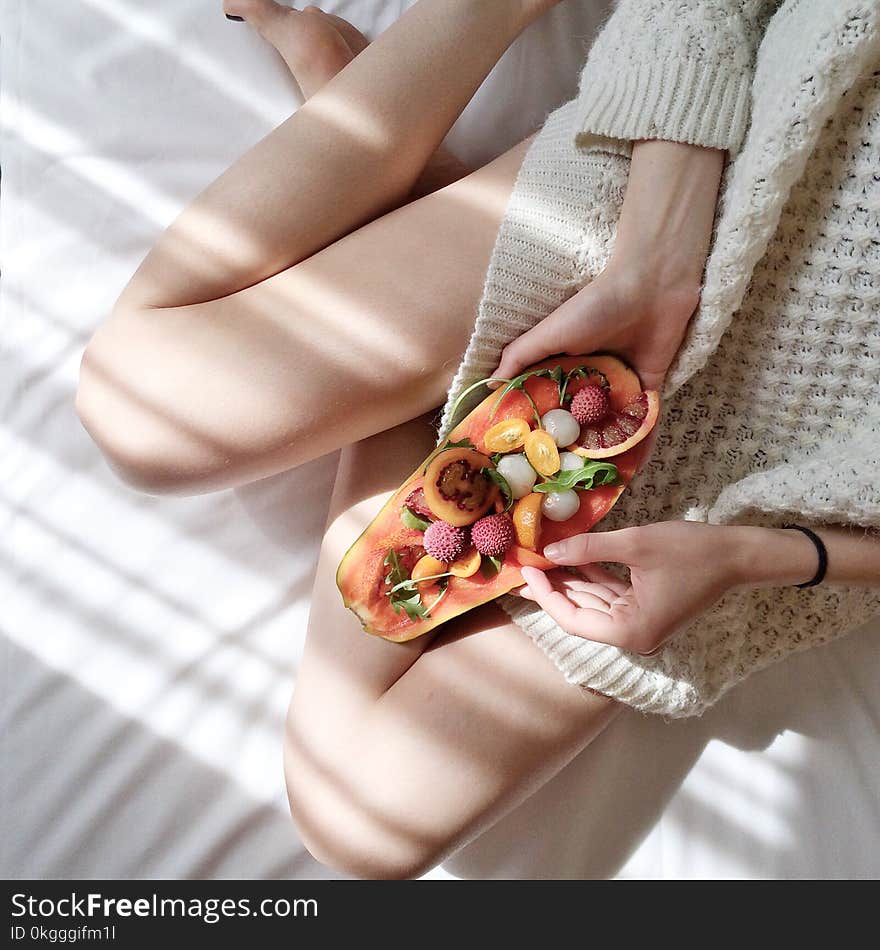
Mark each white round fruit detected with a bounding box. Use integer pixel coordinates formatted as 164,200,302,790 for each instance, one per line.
496,453,538,499
541,409,581,447
558,451,584,471
541,489,581,522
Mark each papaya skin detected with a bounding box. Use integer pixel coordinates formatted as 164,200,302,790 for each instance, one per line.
336,355,655,642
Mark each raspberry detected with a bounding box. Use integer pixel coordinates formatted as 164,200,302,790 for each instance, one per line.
570,385,610,425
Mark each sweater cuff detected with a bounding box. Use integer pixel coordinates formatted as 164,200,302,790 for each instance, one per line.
574,54,753,156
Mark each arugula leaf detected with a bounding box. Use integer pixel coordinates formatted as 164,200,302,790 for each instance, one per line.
445,376,509,430
400,506,431,532
394,590,431,622
422,437,476,474
532,460,620,493
558,365,610,405
386,570,456,597
488,368,556,426
484,467,514,511
384,549,430,622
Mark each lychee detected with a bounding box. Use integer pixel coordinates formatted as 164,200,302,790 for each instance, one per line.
570,385,610,425
471,513,515,558
422,521,469,563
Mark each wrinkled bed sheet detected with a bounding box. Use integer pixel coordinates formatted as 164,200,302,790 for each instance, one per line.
2,0,878,879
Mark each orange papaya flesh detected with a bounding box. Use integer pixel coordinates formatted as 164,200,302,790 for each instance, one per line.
336,355,655,642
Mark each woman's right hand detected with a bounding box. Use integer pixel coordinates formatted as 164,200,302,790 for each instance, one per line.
491,263,699,394
492,139,726,393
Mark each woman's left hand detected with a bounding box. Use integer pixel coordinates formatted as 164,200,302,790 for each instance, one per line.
516,521,818,656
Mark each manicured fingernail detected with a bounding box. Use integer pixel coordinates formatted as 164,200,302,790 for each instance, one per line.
544,543,564,560
226,14,245,21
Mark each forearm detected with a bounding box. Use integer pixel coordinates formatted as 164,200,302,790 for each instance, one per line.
609,139,725,297
728,524,880,589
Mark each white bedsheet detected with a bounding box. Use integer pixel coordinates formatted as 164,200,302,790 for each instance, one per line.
2,0,878,880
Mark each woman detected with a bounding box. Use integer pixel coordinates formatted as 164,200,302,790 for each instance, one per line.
75,0,880,877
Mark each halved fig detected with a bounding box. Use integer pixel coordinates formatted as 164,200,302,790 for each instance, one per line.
423,448,499,527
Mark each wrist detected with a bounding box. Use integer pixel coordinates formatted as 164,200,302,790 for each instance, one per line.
727,525,821,589
609,139,724,296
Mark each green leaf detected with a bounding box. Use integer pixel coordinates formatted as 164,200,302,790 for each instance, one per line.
386,570,456,597
488,368,554,426
394,590,430,622
400,506,431,532
384,548,430,622
445,376,513,430
484,467,514,512
532,460,620,493
422,437,476,474
559,365,611,405
481,554,503,578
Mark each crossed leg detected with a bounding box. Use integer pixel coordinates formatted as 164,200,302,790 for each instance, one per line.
286,413,620,879
76,0,550,494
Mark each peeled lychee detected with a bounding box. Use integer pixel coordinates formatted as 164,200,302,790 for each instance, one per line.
423,521,469,563
471,513,515,558
570,385,610,425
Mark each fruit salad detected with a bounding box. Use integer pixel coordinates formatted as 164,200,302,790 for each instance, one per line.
337,355,659,641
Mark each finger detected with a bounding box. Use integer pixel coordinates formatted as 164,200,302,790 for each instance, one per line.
567,590,614,612
492,318,564,383
578,564,630,596
558,578,619,607
523,566,631,643
543,528,639,566
508,583,534,600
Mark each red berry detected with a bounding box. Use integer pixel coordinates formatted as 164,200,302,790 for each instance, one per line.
570,385,610,425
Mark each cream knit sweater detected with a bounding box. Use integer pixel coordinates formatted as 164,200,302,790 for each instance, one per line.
436,0,880,718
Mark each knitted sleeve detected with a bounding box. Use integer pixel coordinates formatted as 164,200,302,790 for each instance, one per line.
573,0,781,155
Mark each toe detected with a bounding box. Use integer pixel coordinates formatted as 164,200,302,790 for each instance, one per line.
223,0,285,31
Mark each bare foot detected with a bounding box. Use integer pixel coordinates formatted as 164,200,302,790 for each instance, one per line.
224,0,469,193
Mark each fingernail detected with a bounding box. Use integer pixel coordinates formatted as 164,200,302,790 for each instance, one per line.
544,543,565,560
226,14,245,21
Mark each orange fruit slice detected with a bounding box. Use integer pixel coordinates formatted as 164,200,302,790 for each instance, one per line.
524,429,560,477
411,554,448,592
483,418,530,453
512,493,543,552
448,547,482,578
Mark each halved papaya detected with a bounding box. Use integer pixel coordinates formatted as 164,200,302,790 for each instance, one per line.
336,355,657,641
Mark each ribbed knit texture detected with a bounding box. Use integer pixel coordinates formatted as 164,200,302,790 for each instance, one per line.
436,0,880,718
573,1,781,156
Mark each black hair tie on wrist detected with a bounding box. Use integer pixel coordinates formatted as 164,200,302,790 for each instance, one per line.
782,523,828,588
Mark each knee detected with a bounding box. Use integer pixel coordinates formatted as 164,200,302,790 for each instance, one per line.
283,727,441,880
75,314,224,496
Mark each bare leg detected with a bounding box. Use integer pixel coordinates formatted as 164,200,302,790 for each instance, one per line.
77,0,552,493
117,0,554,311
285,415,620,879
224,1,469,196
